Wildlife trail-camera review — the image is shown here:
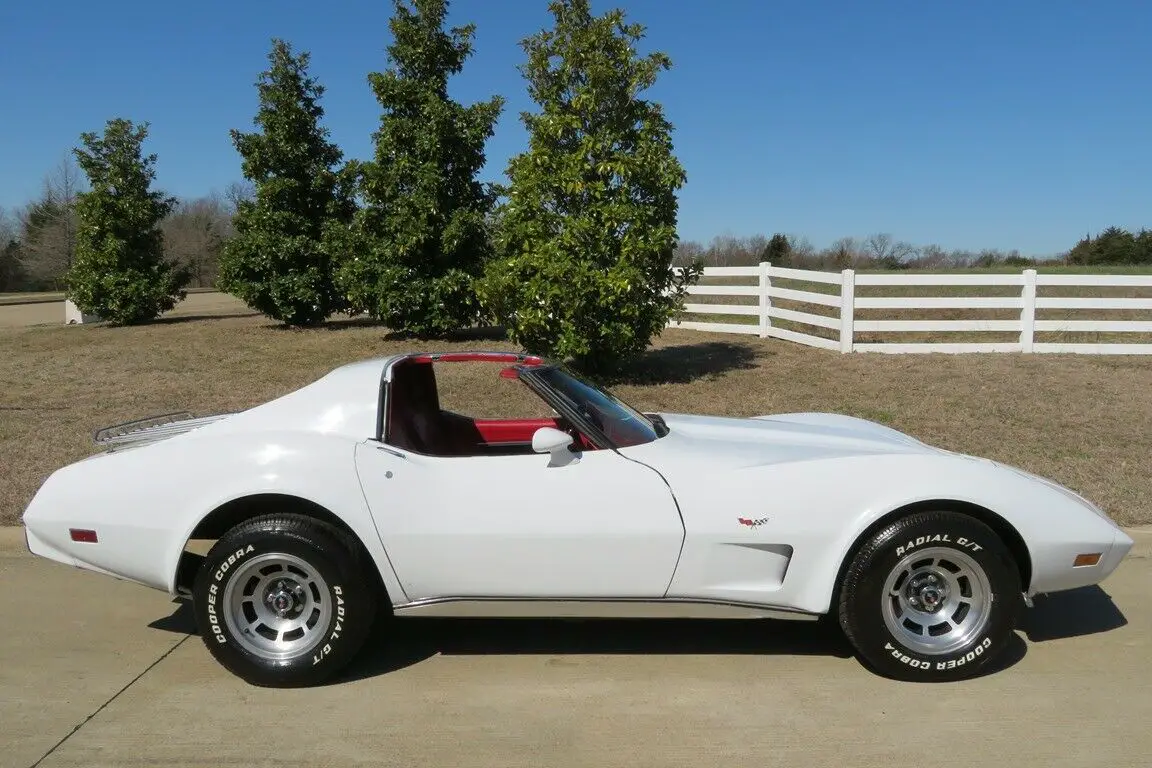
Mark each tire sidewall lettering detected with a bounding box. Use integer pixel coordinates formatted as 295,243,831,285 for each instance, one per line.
894,533,984,558
213,544,256,583
205,544,256,647
312,584,346,666
883,636,995,671
207,582,226,643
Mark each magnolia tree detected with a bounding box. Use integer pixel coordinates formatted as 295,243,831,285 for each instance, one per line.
332,0,504,336
218,39,355,326
477,0,701,372
68,119,189,324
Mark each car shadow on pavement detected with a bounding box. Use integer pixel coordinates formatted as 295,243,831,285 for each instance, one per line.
149,600,197,634
146,601,1043,685
1018,585,1128,642
333,616,859,684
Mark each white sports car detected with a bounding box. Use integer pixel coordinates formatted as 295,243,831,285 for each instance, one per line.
22,351,1133,686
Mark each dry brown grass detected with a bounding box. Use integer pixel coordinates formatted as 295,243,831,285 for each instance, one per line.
1,299,1150,527
0,292,65,306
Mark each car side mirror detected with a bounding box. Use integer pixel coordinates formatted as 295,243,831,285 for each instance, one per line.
532,427,579,468
531,426,575,455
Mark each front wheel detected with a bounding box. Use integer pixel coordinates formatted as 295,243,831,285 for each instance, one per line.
192,513,377,687
838,511,1022,681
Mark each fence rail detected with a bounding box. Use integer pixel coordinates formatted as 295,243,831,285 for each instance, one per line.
668,263,1152,355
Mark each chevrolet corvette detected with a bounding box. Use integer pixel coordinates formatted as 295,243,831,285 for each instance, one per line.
22,351,1134,686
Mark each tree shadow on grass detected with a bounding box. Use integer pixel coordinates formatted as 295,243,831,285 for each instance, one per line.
267,316,509,341
150,312,261,325
605,340,763,386
380,325,510,343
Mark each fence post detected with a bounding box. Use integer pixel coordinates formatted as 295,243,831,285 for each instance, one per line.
839,269,855,353
758,261,772,338
1020,268,1037,353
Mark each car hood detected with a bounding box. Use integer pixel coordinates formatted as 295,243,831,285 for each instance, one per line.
621,411,948,471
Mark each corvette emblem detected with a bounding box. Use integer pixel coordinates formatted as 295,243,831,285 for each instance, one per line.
738,517,769,528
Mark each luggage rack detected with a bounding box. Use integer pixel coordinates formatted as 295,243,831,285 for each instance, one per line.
94,412,232,448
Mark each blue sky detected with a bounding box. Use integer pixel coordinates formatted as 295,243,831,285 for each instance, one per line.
1,0,1149,256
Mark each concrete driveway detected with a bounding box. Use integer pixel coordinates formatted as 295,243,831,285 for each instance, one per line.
2,526,1149,768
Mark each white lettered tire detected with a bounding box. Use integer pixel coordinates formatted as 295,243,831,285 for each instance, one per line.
838,511,1022,682
192,513,377,687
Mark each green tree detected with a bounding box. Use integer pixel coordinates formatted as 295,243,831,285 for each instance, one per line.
0,208,24,291
68,119,188,324
1136,229,1152,264
332,0,504,336
1066,227,1141,265
0,240,24,292
1095,226,1139,264
1065,234,1096,265
218,39,354,326
478,0,700,372
761,233,792,266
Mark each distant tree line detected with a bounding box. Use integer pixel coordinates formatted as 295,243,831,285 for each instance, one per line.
9,176,1146,309
1064,227,1152,266
673,227,1152,271
0,162,247,293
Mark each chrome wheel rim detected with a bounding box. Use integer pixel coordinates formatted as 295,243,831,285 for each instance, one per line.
222,553,332,661
881,546,992,655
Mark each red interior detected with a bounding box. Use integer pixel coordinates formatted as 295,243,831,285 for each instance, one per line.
430,415,597,455
466,418,595,450
386,358,597,456
471,418,558,444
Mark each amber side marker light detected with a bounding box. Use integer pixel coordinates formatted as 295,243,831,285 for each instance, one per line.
1073,553,1102,567
69,528,98,543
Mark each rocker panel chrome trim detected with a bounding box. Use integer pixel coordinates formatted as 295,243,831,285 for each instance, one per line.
391,596,821,620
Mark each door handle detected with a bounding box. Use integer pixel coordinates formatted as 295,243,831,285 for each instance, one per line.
374,444,408,459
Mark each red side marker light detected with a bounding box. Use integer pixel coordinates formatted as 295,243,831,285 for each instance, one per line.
69,528,99,543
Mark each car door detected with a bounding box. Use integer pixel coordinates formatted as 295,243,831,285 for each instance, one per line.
354,441,685,601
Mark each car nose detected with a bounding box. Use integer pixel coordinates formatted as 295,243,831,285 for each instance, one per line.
1101,529,1135,578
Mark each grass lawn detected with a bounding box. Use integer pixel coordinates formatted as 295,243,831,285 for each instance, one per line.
0,291,65,306
0,286,221,307
1,305,1150,528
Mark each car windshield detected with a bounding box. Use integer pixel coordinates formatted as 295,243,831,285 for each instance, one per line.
532,366,663,448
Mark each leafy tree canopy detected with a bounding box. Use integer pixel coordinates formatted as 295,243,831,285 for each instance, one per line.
1066,226,1152,265
762,233,792,266
333,0,504,337
477,0,700,373
218,38,354,326
68,118,189,324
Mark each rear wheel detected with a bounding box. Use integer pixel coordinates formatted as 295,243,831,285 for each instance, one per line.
838,511,1021,681
192,513,377,687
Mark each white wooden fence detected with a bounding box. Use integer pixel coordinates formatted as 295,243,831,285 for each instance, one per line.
668,263,1152,355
